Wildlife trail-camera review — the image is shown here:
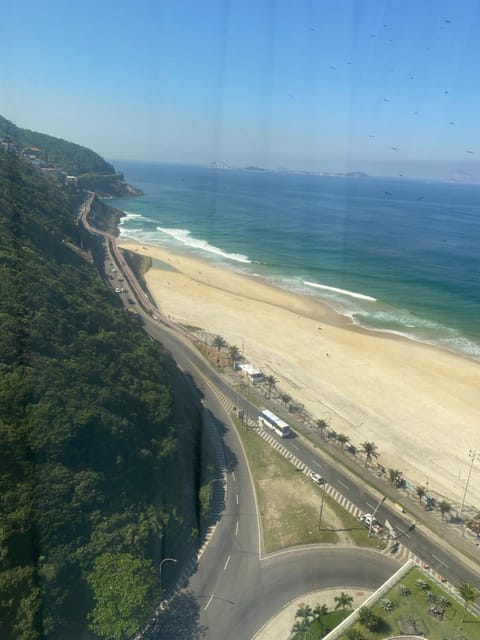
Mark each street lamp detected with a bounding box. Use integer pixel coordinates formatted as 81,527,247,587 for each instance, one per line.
368,495,387,537
159,557,177,591
460,450,480,515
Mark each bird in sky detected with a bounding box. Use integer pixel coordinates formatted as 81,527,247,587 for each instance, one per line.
383,98,390,102
368,134,376,139
329,66,337,71
391,146,399,151
384,191,392,196
448,121,455,125
416,196,424,201
465,149,474,154
444,19,452,23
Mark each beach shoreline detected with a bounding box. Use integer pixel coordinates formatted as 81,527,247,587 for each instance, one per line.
118,236,480,509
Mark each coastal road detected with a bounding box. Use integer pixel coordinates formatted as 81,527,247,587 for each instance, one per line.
79,194,480,638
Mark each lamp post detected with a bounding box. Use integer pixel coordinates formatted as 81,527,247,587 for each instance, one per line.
318,473,328,531
159,557,177,591
369,495,387,537
460,450,480,516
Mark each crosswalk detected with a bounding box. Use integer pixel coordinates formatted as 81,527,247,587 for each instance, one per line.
193,376,456,588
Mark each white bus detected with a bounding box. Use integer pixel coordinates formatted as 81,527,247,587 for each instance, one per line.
258,409,290,438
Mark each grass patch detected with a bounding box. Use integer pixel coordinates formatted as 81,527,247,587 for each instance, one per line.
235,420,384,553
339,566,480,640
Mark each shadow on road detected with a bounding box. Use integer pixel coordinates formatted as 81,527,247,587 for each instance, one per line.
147,590,207,639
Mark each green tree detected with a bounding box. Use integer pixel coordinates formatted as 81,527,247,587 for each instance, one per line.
361,441,379,467
295,603,313,621
358,606,379,631
228,344,240,367
316,418,329,440
280,393,291,408
291,618,312,639
388,468,401,485
265,374,278,399
312,603,329,633
345,629,365,640
334,591,354,610
87,552,157,640
439,500,451,521
212,335,227,363
458,582,479,622
337,433,350,451
416,485,427,506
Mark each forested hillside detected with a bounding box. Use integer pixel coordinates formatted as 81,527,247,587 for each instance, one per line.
0,150,201,639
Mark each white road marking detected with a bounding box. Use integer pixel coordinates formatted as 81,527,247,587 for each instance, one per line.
338,480,350,491
432,554,448,568
235,521,239,536
204,594,214,611
366,502,376,510
223,555,231,571
232,472,236,481
236,494,239,505
312,460,323,469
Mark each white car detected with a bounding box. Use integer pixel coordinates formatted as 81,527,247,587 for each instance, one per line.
115,288,121,293
310,471,326,485
360,513,383,534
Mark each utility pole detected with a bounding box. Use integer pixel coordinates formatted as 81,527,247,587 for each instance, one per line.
369,495,386,537
460,450,480,516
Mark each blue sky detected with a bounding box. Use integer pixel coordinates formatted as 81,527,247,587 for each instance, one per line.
1,0,480,178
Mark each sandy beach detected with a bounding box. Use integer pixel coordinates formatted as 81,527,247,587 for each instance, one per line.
119,239,480,510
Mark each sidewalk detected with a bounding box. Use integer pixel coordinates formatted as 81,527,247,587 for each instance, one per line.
251,588,373,640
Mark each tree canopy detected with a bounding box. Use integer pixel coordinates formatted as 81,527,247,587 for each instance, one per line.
0,149,201,639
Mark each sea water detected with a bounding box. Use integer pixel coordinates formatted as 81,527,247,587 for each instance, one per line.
109,161,480,362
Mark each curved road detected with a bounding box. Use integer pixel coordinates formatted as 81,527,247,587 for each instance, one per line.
78,194,479,639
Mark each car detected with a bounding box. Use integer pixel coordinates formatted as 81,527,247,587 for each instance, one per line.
115,288,121,293
310,471,325,485
128,298,135,304
360,513,383,534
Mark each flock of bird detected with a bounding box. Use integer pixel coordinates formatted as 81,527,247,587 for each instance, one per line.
295,16,475,192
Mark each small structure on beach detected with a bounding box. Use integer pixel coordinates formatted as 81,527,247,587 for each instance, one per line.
238,363,265,384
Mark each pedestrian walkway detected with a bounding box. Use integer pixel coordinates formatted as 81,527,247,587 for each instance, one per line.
251,587,373,640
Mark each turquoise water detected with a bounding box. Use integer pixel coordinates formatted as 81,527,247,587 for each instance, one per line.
110,161,480,361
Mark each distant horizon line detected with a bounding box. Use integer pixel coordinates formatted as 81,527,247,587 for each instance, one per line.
108,158,480,185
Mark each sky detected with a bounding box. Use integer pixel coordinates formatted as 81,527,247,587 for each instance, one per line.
1,0,480,179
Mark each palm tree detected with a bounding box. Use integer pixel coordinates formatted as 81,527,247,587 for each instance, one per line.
358,606,378,630
439,500,451,522
389,468,401,485
265,374,278,399
334,591,354,610
312,603,328,633
361,441,379,467
291,618,312,639
415,485,427,507
295,603,313,621
228,345,240,367
458,582,479,621
316,418,329,440
336,433,350,451
212,335,227,363
280,393,291,408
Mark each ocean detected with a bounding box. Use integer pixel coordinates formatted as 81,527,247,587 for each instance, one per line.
109,161,480,362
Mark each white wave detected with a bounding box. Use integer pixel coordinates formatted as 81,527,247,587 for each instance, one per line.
156,227,251,263
119,211,145,224
303,280,377,301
